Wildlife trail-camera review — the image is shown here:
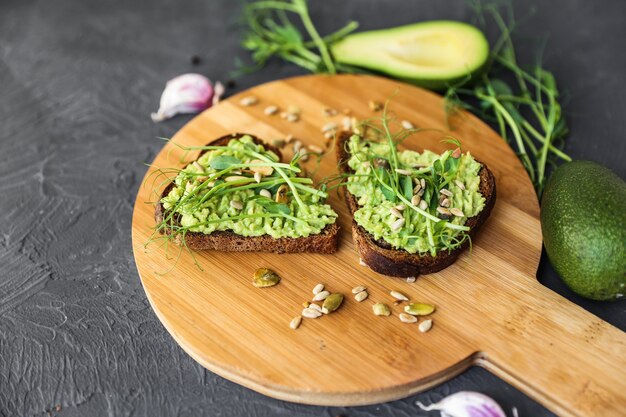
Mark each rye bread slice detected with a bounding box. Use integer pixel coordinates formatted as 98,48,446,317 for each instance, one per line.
336,131,496,277
155,133,340,254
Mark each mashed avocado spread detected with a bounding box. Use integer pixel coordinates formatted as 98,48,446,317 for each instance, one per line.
346,134,485,255
161,135,336,238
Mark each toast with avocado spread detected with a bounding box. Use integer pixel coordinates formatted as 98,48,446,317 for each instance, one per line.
337,131,495,277
155,133,339,253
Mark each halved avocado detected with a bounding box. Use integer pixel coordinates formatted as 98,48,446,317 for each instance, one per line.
331,21,489,90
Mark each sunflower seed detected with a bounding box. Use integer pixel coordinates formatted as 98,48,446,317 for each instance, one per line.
254,172,262,183
322,122,338,133
359,258,367,267
404,303,435,316
395,168,411,176
411,195,421,206
299,149,310,161
418,200,428,210
401,120,414,130
372,303,391,316
399,313,417,323
406,276,416,283
454,179,466,190
290,316,302,329
354,290,369,302
352,285,366,294
322,293,344,313
419,319,433,333
323,131,334,140
342,116,352,130
259,189,271,199
390,207,404,219
286,113,299,123
249,159,273,176
451,147,462,158
450,208,465,217
440,197,451,208
239,96,258,106
390,290,409,301
323,107,338,117
308,144,324,154
302,308,322,319
230,200,243,210
437,207,451,216
391,218,405,231
394,204,406,211
312,283,325,295
264,105,278,115
368,100,382,111
224,175,248,182
312,290,330,301
192,161,205,172
308,303,322,312
440,188,453,197
420,178,426,189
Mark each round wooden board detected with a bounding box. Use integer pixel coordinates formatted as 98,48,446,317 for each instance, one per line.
132,75,626,416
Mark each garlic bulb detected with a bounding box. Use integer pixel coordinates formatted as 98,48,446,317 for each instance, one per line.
151,73,224,122
416,391,507,417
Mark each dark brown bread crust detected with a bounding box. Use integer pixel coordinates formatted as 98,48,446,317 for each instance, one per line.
336,131,496,277
154,133,340,254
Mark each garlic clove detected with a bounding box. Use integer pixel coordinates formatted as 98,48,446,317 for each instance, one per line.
151,73,223,122
416,391,507,417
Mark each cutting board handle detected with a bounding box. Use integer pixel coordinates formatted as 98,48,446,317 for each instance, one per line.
476,278,626,417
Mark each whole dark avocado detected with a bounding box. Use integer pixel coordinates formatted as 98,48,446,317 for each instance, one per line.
541,161,626,301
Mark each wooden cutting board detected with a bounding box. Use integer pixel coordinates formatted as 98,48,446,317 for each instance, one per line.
131,75,626,417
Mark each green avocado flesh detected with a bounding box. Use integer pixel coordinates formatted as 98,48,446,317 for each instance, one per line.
161,136,337,238
541,161,626,301
346,135,485,255
331,21,489,90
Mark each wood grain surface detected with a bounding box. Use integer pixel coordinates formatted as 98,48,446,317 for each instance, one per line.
131,75,626,416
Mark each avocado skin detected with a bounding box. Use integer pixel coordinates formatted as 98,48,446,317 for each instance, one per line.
541,161,626,301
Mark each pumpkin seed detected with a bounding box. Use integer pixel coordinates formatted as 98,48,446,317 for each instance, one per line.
404,303,435,316
354,290,368,302
312,283,325,295
290,316,302,329
419,319,433,332
352,285,366,294
372,303,391,316
399,313,417,323
322,293,344,313
390,290,408,301
253,268,281,288
312,290,330,302
302,308,322,319
275,184,289,203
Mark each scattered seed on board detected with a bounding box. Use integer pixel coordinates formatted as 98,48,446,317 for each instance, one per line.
302,308,322,319
239,96,258,106
293,140,303,153
312,283,325,295
264,105,278,115
391,218,405,231
406,276,416,283
308,303,322,312
359,258,367,267
230,200,243,210
390,207,404,219
342,116,352,130
395,168,411,176
308,144,323,154
290,316,302,330
322,122,338,133
260,189,271,199
368,100,382,112
419,319,433,333
440,188,453,197
450,208,465,217
286,113,299,123
323,131,334,140
352,285,366,294
354,290,369,302
253,268,281,288
399,313,417,323
390,290,409,301
372,303,391,316
401,120,414,130
312,290,330,302
454,179,466,190
322,293,344,313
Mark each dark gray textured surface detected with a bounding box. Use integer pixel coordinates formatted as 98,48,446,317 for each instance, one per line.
0,0,624,416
